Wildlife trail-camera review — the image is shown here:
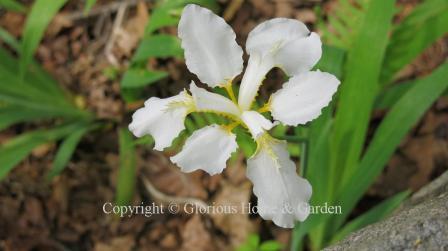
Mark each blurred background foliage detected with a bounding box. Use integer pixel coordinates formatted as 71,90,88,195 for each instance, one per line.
0,0,447,250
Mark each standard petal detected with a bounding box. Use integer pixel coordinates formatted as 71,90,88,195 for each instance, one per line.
129,90,192,151
241,111,275,139
270,71,340,126
275,32,322,76
238,19,322,110
178,4,243,87
237,54,273,111
190,81,240,117
246,18,310,57
171,125,238,175
247,136,312,228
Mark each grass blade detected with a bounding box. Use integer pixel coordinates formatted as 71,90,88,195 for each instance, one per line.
0,0,26,12
335,62,448,229
20,0,68,77
0,105,58,131
46,126,90,179
0,122,86,179
374,81,415,110
121,69,168,88
314,45,346,79
0,27,20,50
291,44,344,250
331,0,396,187
83,0,96,14
146,0,219,34
381,0,448,84
116,128,137,206
132,34,183,61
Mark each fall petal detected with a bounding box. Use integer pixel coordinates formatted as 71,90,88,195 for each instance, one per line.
171,125,238,175
271,71,340,126
128,90,192,151
247,137,312,228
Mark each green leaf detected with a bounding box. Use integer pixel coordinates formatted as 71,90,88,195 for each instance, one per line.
0,47,72,103
247,234,260,248
260,240,282,251
0,58,87,118
236,234,259,251
374,81,415,110
0,0,26,12
190,112,208,128
83,0,96,14
121,68,168,88
20,0,68,77
306,110,333,204
314,45,346,79
202,112,221,124
133,34,183,61
320,0,367,49
381,0,448,84
134,135,154,146
46,126,90,179
146,0,219,34
331,0,396,188
0,122,85,179
331,190,410,243
236,245,253,251
299,0,397,248
0,27,20,51
235,126,256,158
0,105,58,131
116,128,137,206
335,62,448,231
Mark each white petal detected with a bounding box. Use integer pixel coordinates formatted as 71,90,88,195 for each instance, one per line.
246,18,310,57
238,19,322,110
190,81,240,117
237,54,273,111
171,125,238,175
247,137,312,228
270,71,340,126
178,4,243,87
275,32,322,76
129,90,192,151
241,111,275,139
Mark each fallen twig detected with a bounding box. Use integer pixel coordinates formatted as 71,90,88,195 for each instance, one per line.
62,0,153,21
141,175,209,212
104,1,128,65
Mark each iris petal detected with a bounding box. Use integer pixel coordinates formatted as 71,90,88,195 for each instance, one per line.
171,125,238,175
247,136,312,228
238,18,322,110
270,71,340,126
129,90,192,151
178,4,243,87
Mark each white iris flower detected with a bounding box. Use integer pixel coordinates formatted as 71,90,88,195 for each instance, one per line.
129,4,340,228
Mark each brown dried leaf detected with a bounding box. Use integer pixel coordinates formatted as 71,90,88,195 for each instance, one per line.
146,153,208,200
181,215,215,251
94,235,135,251
210,181,255,248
